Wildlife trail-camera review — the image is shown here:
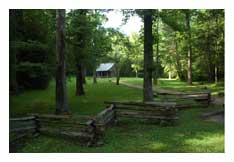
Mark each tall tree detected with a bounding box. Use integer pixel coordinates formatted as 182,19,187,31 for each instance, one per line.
153,10,160,85
185,10,193,85
128,32,143,78
67,9,88,96
106,29,127,85
9,10,21,94
143,10,154,101
55,9,69,114
91,26,111,84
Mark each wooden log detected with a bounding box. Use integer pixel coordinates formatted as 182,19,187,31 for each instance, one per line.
117,113,178,120
38,120,95,133
175,103,207,109
103,110,114,121
39,128,95,143
95,104,114,123
114,105,177,113
10,120,36,129
156,91,210,96
104,101,176,108
37,118,88,126
103,111,115,126
10,116,36,121
10,126,37,133
160,95,209,100
95,124,105,134
116,110,177,118
38,121,86,130
60,131,95,139
201,110,224,118
9,133,28,144
86,119,94,126
30,113,70,120
115,109,176,117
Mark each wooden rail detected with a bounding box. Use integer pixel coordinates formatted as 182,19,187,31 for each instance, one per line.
9,100,180,150
104,101,178,126
9,114,101,149
156,91,211,108
9,116,38,152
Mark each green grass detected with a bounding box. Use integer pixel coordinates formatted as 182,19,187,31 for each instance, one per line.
10,77,224,153
10,77,142,118
120,77,224,95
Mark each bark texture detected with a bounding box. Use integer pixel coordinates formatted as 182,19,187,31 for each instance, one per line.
76,65,85,96
93,67,97,84
55,9,69,114
185,11,192,85
82,66,86,84
143,10,154,102
153,11,159,85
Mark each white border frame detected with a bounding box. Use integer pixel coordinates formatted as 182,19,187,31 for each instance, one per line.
1,0,234,161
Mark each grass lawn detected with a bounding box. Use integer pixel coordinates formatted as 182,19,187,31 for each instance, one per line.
120,77,224,95
10,77,224,153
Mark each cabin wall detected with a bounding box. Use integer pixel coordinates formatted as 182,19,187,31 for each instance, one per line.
97,71,115,78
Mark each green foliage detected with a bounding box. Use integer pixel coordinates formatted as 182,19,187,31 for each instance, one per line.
10,9,224,86
16,62,50,89
153,9,224,82
9,9,56,92
128,33,144,77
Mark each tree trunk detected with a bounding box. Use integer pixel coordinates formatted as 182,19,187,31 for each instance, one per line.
215,16,219,83
207,35,213,83
76,65,85,96
143,10,154,102
116,65,120,85
93,67,97,84
82,66,86,84
169,71,171,80
153,11,159,85
9,10,19,95
175,39,184,80
215,65,218,83
55,9,69,114
9,41,18,95
185,11,192,85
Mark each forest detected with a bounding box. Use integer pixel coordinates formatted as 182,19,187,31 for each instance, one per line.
9,9,224,153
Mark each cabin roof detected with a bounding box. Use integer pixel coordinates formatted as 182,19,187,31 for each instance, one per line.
96,63,114,72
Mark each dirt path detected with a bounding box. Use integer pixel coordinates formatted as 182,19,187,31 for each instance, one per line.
118,81,185,94
118,81,224,104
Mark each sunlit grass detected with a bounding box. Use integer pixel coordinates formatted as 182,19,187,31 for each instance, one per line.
120,77,224,95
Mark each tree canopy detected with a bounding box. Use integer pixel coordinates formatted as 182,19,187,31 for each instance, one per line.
9,9,224,94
